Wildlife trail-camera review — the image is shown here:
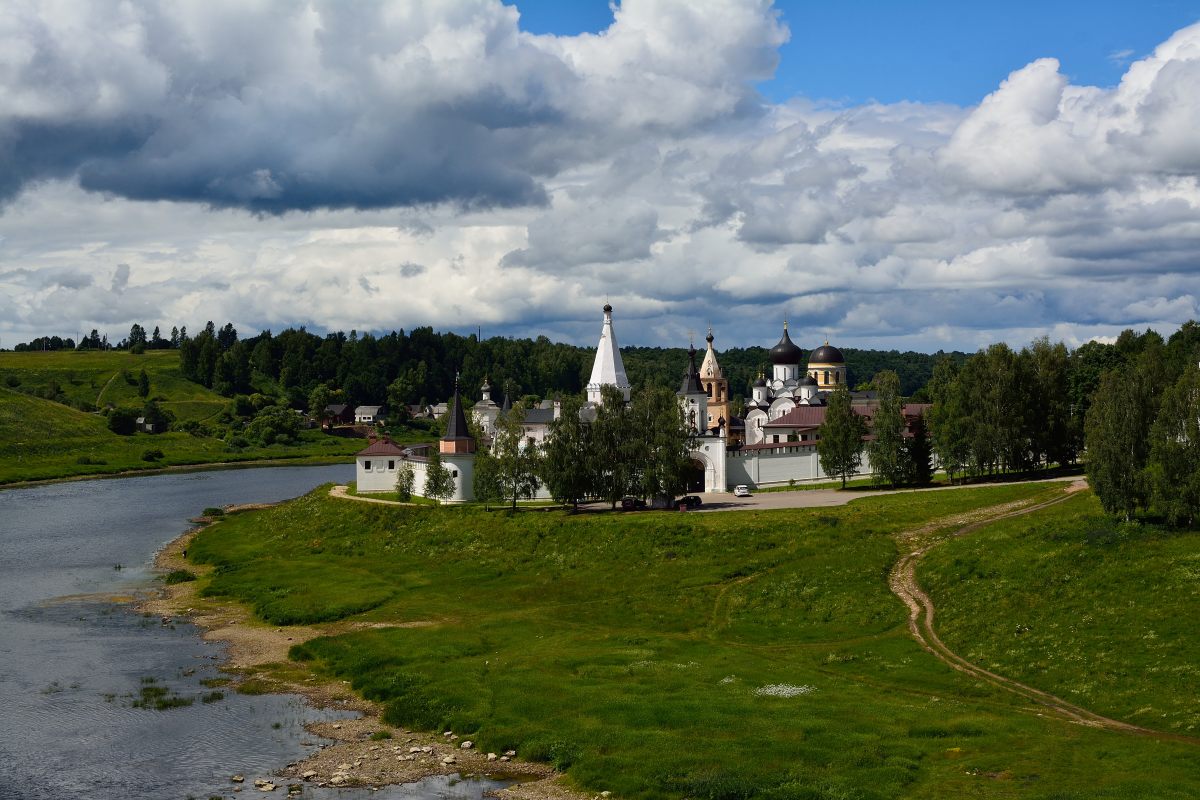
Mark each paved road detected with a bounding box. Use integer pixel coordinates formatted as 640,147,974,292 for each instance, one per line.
692,474,1082,512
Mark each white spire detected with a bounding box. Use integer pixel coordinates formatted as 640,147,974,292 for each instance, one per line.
586,304,631,404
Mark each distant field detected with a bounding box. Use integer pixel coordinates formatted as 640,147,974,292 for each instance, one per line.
0,351,363,484
188,483,1200,799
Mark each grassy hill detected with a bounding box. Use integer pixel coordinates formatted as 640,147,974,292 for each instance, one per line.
0,350,364,484
923,491,1200,736
187,484,1200,799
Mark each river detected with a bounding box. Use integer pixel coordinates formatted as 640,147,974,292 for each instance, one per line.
0,465,507,800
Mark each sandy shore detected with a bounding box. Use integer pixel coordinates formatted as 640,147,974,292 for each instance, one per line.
139,505,589,799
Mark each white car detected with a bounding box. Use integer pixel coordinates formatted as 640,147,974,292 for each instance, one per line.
733,485,751,497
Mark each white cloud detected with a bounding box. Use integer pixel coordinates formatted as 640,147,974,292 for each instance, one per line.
1,4,1199,355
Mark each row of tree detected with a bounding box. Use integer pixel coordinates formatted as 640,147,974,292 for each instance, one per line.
814,374,933,488
461,385,696,510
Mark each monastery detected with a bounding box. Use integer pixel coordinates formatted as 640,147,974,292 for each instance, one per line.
357,304,925,499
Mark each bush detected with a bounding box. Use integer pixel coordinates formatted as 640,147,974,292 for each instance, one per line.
163,569,196,585
107,407,140,436
3,374,19,388
75,455,107,465
142,448,165,462
202,507,226,517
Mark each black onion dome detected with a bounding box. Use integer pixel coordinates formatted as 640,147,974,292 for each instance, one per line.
603,303,613,313
768,326,805,365
753,374,767,388
808,342,845,364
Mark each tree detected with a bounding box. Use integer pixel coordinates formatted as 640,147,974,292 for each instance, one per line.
107,407,139,436
472,449,504,508
137,368,150,398
927,357,971,483
591,384,637,507
308,384,332,419
141,400,175,433
1145,365,1200,526
904,410,934,485
492,401,543,509
817,385,866,488
422,448,456,504
1026,337,1074,466
243,404,301,446
867,370,905,487
632,385,695,501
1085,348,1166,520
541,395,594,510
395,460,415,502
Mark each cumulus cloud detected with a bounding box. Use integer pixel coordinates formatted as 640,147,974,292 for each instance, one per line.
1,4,1200,354
0,0,785,213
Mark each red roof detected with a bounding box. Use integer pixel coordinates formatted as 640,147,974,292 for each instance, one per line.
763,403,929,429
356,438,408,457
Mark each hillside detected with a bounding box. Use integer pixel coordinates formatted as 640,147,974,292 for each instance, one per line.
0,349,227,422
0,350,372,483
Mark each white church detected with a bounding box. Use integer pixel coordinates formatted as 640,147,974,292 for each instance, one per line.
357,304,922,498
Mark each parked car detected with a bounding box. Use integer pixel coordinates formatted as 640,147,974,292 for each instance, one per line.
733,485,752,497
679,495,703,508
621,495,647,510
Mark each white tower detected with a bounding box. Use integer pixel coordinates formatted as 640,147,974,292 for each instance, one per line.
586,303,632,405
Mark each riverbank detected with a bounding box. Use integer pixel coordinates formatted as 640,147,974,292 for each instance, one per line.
142,506,579,798
0,455,354,491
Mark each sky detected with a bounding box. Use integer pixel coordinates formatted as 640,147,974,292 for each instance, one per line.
2,0,1200,353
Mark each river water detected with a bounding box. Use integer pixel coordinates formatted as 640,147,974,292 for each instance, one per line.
0,466,507,800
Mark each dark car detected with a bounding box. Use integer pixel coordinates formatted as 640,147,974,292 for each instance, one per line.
679,495,703,508
621,495,647,510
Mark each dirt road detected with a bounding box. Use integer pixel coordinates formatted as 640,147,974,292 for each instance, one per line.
888,481,1200,744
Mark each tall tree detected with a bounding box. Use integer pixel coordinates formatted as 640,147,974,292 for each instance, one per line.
927,357,971,483
1026,337,1074,466
491,401,543,509
541,395,594,510
632,385,695,501
422,449,456,504
136,368,150,398
904,410,934,485
867,370,905,487
591,384,637,507
1145,365,1200,526
1085,347,1167,520
818,385,866,488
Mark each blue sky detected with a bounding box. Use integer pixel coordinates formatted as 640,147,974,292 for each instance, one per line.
513,0,1200,105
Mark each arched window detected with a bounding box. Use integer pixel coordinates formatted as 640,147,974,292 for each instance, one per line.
824,370,830,385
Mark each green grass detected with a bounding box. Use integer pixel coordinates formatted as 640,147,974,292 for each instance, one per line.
186,482,1200,799
922,490,1200,736
0,350,368,484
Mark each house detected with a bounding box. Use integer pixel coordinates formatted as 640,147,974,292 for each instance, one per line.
355,437,409,493
354,405,386,424
135,416,163,434
322,404,355,427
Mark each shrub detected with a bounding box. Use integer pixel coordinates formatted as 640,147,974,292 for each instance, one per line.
4,374,19,388
107,407,140,436
202,507,226,517
163,569,196,585
142,448,165,462
75,455,107,465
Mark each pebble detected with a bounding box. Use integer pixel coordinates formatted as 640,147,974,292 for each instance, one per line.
504,750,516,757
301,770,317,780
460,740,473,749
232,775,245,783
487,753,497,762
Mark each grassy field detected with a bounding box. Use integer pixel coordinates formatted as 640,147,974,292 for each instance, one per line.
922,490,1200,737
0,350,372,483
186,484,1200,799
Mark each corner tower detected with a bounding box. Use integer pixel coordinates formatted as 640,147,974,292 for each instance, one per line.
439,377,476,503
586,303,632,405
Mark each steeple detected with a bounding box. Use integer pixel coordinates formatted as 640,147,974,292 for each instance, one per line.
700,326,723,379
441,374,476,454
678,343,704,396
586,303,632,405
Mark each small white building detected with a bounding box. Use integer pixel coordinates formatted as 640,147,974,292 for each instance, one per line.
355,438,408,493
354,405,386,424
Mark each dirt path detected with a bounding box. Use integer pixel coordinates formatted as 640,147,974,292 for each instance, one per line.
889,481,1200,744
94,369,120,406
329,484,416,505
